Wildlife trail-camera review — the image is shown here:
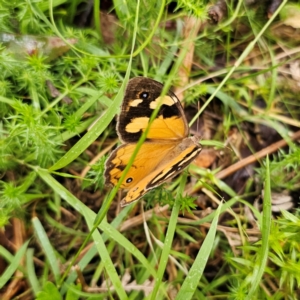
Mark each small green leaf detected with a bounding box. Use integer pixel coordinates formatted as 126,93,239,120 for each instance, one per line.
36,282,62,300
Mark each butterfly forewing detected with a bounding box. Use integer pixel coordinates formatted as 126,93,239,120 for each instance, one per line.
120,137,201,206
117,77,189,143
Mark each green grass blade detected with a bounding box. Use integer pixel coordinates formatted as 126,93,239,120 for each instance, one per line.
32,216,61,283
0,95,15,106
84,213,128,299
36,168,157,288
150,194,181,299
49,86,123,171
54,117,98,143
26,248,41,295
73,91,105,118
246,155,271,298
189,0,288,127
175,203,222,300
36,168,127,298
0,245,15,263
0,240,29,289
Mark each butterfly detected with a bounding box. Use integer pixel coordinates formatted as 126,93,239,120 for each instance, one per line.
105,77,202,207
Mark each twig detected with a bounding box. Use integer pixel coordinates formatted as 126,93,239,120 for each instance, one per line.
216,130,300,180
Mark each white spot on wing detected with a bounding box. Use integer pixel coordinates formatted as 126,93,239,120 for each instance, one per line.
129,99,143,107
149,96,176,109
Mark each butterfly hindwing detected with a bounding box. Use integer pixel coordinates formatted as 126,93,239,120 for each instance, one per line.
105,142,178,189
146,136,202,190
120,137,202,206
105,136,202,207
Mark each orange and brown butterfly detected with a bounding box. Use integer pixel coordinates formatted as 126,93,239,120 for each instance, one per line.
104,77,202,207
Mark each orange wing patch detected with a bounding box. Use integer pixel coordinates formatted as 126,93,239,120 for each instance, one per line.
125,115,186,139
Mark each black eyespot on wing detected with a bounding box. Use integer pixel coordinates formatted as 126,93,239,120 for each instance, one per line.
126,177,133,183
140,92,149,99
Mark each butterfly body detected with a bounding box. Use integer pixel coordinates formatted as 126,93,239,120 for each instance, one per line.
105,77,201,206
